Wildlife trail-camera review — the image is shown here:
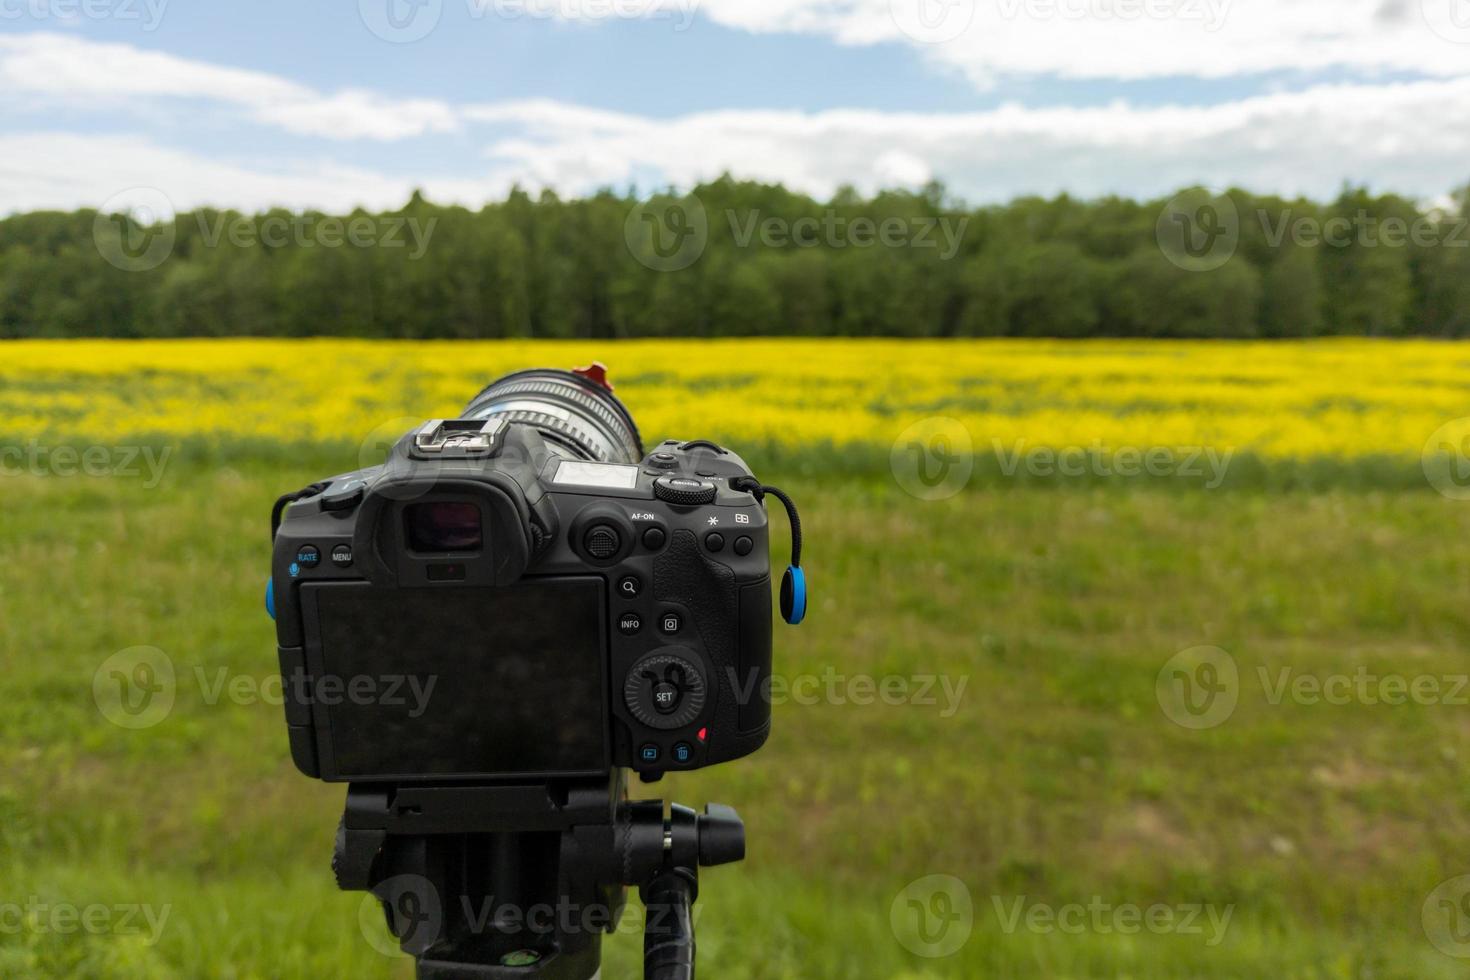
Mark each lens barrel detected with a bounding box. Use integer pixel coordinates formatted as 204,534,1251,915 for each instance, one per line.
463,368,643,464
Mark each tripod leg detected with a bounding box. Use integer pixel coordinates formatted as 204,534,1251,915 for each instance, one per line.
640,869,697,980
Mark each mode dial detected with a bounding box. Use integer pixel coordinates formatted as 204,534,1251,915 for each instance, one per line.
653,476,717,506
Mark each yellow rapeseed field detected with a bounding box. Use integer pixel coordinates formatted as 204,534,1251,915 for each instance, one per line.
0,338,1465,458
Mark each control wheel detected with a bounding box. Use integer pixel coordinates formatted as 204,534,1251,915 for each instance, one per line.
624,650,707,730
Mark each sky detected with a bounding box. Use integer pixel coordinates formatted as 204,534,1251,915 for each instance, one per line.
3,0,1470,214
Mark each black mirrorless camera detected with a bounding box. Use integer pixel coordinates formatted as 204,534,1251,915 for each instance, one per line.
267,365,805,784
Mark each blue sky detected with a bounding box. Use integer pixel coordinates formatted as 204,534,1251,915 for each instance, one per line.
3,0,1470,213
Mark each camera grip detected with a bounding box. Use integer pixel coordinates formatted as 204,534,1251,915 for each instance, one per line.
653,531,773,762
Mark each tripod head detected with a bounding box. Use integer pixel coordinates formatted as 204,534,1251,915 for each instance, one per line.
332,773,745,979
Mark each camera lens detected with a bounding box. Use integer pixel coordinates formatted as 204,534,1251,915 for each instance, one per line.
463,368,643,464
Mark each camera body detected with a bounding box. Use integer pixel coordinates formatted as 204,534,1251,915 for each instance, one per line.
270,412,775,783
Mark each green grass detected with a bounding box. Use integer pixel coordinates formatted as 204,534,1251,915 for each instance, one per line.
3,449,1470,978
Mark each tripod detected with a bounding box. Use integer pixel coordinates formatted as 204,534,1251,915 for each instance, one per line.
332,772,746,979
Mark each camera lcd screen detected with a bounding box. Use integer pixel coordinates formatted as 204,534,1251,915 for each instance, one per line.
307,578,607,779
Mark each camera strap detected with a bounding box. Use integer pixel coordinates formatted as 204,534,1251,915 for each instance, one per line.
730,477,806,626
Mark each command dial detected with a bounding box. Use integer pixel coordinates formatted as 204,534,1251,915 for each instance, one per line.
653,476,717,506
624,651,707,730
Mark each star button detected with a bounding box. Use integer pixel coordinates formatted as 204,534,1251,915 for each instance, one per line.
707,516,719,526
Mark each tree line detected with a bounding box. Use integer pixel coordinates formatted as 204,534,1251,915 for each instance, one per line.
2,178,1467,339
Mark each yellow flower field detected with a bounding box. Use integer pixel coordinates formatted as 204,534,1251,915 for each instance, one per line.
0,337,1466,459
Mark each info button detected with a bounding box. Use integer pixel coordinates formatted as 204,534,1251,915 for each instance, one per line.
618,612,643,636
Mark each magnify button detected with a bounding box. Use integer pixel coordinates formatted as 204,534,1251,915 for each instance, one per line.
618,575,643,598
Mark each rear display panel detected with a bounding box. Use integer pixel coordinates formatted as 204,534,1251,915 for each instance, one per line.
304,578,607,779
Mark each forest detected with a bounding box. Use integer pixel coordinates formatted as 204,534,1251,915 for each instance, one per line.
3,177,1467,338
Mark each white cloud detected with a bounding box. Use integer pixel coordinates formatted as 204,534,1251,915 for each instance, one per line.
0,33,459,141
466,78,1470,202
555,0,1470,86
0,133,427,213
4,29,1470,214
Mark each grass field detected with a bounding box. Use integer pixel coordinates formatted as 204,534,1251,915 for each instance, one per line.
3,339,1470,978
